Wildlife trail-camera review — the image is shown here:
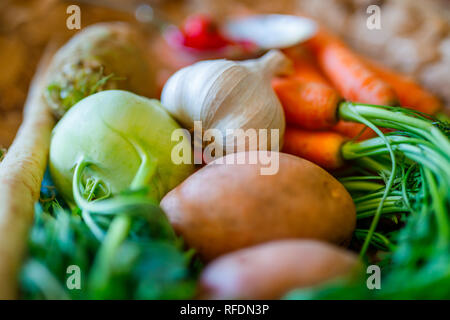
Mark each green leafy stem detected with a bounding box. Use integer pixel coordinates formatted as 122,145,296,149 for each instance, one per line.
339,102,450,257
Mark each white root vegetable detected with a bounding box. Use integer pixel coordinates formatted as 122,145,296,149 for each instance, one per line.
44,22,157,118
0,47,55,299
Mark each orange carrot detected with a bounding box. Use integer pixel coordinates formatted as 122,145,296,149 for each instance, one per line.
282,45,331,83
305,30,399,106
332,120,376,141
273,49,341,130
282,126,347,170
279,46,374,139
364,59,443,115
273,78,341,130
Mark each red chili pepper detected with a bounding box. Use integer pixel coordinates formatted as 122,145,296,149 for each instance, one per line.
181,14,229,50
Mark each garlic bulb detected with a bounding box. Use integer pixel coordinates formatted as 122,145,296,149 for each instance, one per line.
161,50,291,157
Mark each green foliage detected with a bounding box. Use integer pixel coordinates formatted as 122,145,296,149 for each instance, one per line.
20,172,199,300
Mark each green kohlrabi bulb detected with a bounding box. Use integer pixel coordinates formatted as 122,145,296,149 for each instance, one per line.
49,90,194,203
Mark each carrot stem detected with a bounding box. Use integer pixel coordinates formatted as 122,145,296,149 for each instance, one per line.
337,101,398,258
339,102,450,155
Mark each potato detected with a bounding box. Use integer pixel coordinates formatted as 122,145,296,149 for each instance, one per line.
198,239,359,300
161,151,356,260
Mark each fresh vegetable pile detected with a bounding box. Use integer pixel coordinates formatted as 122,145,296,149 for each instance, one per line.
0,16,449,300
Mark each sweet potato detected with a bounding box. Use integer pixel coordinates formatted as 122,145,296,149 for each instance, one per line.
161,151,356,261
198,239,359,299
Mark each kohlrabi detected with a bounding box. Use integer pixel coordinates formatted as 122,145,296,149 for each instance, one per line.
49,90,194,204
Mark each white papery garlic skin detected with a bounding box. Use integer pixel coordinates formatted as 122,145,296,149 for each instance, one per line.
161,50,291,155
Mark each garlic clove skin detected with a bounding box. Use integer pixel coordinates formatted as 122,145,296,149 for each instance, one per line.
162,59,238,129
161,50,290,157
238,49,293,77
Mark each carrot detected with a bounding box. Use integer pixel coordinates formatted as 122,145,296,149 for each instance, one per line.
304,29,398,140
273,77,341,130
282,126,347,170
282,46,328,82
364,58,443,115
305,29,399,106
0,48,55,299
332,120,377,141
273,48,341,130
278,46,374,139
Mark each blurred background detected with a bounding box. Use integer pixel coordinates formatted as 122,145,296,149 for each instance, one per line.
0,0,449,147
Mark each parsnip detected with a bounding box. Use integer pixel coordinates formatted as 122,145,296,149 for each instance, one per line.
0,47,55,299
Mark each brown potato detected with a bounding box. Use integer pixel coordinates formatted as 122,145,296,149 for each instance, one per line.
199,239,360,300
161,151,356,260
